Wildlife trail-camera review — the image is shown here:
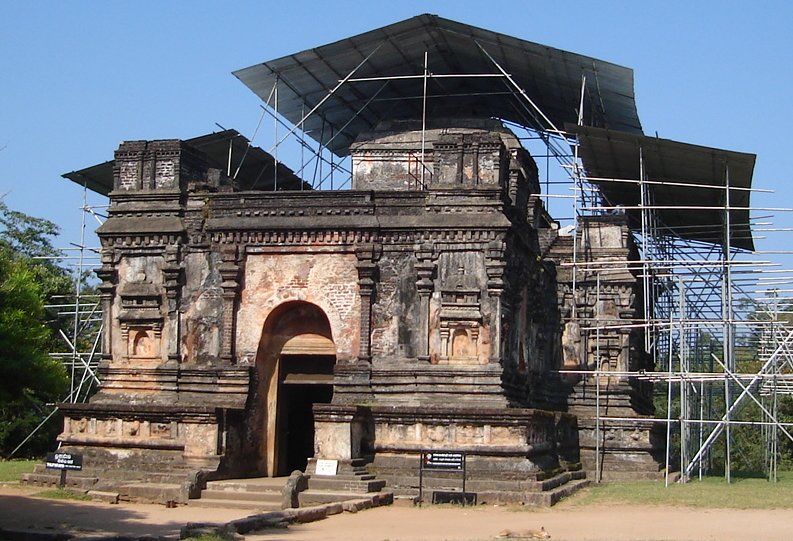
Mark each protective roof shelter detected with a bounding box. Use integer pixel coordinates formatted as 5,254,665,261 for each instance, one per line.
233,13,643,156
232,13,755,251
570,125,755,251
66,13,755,252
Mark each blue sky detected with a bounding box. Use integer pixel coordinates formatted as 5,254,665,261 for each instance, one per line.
1,1,791,269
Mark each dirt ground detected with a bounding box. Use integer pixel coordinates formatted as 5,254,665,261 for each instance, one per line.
1,485,791,541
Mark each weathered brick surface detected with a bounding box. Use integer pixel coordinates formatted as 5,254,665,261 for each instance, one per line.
237,253,361,363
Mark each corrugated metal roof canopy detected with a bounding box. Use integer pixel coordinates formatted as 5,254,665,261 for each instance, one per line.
234,13,643,156
63,129,306,195
569,125,755,251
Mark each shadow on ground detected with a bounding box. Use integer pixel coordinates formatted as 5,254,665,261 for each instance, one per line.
0,492,210,538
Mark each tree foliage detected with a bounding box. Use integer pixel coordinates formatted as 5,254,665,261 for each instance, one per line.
0,201,70,456
0,201,72,305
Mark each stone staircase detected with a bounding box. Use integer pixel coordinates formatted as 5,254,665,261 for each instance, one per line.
24,458,588,508
189,477,286,512
383,467,590,506
187,459,393,511
22,463,200,503
299,458,389,507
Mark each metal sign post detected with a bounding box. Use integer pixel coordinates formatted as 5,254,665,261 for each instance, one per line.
419,451,475,505
45,452,83,488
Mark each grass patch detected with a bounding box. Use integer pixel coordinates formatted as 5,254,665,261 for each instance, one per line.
0,459,38,482
568,472,793,509
33,488,91,501
183,533,238,541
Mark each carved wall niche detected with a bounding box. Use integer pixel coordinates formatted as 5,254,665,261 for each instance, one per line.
437,285,483,364
124,325,162,359
117,273,164,362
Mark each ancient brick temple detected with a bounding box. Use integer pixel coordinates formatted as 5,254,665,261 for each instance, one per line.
47,15,679,503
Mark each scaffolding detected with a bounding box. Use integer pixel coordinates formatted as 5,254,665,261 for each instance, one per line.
562,143,793,484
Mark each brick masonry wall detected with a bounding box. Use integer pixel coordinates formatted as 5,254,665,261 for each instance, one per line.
236,252,361,364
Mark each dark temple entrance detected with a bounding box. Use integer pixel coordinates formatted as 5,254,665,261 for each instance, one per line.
256,301,338,477
277,354,334,473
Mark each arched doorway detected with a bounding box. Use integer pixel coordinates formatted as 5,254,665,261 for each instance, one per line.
255,301,335,476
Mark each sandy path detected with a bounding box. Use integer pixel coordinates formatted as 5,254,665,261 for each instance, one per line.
265,503,792,541
2,486,791,541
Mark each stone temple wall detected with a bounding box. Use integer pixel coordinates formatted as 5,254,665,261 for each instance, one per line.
54,120,665,501
545,215,664,479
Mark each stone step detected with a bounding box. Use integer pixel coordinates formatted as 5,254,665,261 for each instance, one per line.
306,477,386,493
204,480,285,493
382,474,554,493
88,490,120,504
464,478,591,506
314,473,376,481
200,489,282,503
375,466,547,483
27,465,194,488
312,471,371,479
592,470,667,481
391,486,422,498
385,470,589,506
524,478,591,506
580,458,664,470
551,478,591,504
307,467,372,477
188,497,282,512
22,472,99,489
298,489,393,507
525,470,587,492
119,482,185,503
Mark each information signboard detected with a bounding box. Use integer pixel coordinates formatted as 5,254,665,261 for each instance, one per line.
419,450,473,506
421,451,464,470
45,452,83,471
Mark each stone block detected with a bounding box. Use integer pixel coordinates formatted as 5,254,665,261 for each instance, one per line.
87,490,119,504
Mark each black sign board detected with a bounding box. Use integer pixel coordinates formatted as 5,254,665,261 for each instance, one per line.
419,450,473,506
45,452,83,471
421,451,464,470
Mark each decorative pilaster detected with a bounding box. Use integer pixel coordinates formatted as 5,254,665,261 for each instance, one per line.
162,244,183,364
355,244,380,362
485,238,507,363
95,248,117,362
415,243,435,361
219,246,241,365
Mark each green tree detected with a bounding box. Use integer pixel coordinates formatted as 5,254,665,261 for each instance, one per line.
0,202,70,456
0,201,72,304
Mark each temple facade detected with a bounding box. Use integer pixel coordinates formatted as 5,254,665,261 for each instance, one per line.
42,118,663,504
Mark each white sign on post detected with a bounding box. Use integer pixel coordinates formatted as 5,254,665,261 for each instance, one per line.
315,459,339,476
